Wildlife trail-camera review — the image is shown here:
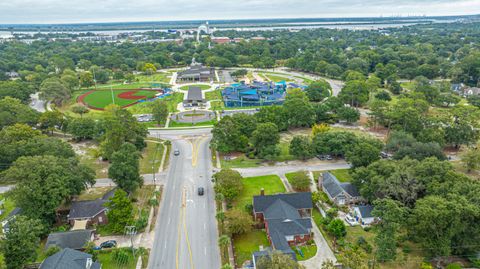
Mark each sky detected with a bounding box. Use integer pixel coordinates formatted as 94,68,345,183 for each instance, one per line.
0,0,479,24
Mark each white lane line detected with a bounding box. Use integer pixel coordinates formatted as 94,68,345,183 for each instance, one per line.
168,217,171,224
164,241,167,249
204,246,207,256
204,223,206,231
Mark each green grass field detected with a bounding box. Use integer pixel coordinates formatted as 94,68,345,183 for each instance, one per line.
263,73,291,82
139,142,164,174
220,155,263,169
80,89,159,109
233,231,269,267
235,175,286,210
180,84,211,91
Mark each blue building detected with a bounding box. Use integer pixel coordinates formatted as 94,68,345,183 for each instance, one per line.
222,81,287,108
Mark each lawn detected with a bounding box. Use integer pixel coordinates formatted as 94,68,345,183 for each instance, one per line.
136,73,171,84
77,143,109,178
77,187,114,201
180,84,211,91
293,244,317,261
168,119,216,128
276,141,295,162
235,175,286,210
0,194,16,221
80,89,160,109
97,248,149,269
139,141,164,174
233,230,269,267
220,155,263,169
330,169,353,182
205,89,225,110
263,73,291,83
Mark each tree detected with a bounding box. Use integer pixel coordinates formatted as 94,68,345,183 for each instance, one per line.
461,148,480,172
152,100,169,125
340,248,368,269
142,63,157,74
213,169,243,202
312,131,357,157
288,171,311,191
257,251,305,269
224,208,253,235
346,142,381,168
0,97,39,129
305,80,331,102
283,90,316,127
4,156,94,223
218,235,231,260
311,123,331,136
212,116,249,153
372,199,406,262
338,80,369,107
2,216,43,269
68,117,98,140
105,189,134,234
321,260,337,269
79,71,94,87
337,106,360,124
71,105,89,118
100,104,147,159
327,219,346,250
108,142,143,193
255,106,288,131
39,77,71,106
38,110,64,134
251,123,280,157
289,135,314,160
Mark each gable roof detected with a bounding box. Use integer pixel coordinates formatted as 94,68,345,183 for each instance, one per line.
45,230,93,250
263,200,300,220
68,199,107,220
322,172,360,198
253,192,312,213
186,86,204,102
40,248,101,269
355,205,374,219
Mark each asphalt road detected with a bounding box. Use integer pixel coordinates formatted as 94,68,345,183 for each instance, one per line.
147,128,221,269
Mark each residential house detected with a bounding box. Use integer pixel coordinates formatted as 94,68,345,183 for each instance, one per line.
68,189,114,228
463,87,480,96
320,172,362,206
1,207,22,234
45,229,94,250
40,248,101,269
252,191,313,267
353,205,375,226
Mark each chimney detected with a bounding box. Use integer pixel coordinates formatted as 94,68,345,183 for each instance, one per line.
260,188,265,196
86,258,93,269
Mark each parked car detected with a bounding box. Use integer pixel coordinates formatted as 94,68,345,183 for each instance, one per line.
174,149,180,156
198,187,205,196
100,240,117,249
345,215,358,226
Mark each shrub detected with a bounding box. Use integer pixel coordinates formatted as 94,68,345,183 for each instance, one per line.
288,171,311,191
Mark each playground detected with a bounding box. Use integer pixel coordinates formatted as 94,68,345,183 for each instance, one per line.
221,81,287,108
78,88,171,110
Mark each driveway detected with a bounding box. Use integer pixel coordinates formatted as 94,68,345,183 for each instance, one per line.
299,221,337,268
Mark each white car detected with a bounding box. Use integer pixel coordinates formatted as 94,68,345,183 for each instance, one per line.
345,214,358,226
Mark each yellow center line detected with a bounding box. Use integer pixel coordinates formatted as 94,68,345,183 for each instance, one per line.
183,204,195,269
175,197,183,269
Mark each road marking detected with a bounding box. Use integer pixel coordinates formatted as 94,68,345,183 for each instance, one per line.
168,217,171,224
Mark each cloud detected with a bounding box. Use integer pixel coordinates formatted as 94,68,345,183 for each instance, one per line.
0,0,478,24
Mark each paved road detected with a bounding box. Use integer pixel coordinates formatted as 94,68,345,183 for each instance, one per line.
147,128,221,269
29,92,47,112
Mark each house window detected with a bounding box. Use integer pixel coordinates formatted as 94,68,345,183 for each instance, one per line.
99,216,103,223
285,235,294,241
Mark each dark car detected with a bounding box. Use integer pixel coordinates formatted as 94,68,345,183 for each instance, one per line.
198,187,205,196
174,149,180,156
100,240,117,249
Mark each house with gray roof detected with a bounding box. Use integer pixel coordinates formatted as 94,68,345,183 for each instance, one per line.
1,207,22,234
40,248,101,269
45,229,94,250
353,205,376,226
252,192,313,266
68,199,108,227
320,172,362,206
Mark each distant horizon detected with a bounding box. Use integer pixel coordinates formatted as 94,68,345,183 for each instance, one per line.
1,0,480,25
0,13,478,27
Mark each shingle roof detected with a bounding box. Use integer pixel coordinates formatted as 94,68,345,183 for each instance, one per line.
267,218,312,251
45,230,93,250
40,248,101,269
263,200,300,220
322,172,361,198
186,86,204,102
356,205,374,219
253,192,312,213
68,199,107,220
253,248,296,266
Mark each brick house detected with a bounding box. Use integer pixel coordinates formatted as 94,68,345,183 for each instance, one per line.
68,189,116,228
252,191,313,264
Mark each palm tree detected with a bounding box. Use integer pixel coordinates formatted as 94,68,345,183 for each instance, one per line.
221,264,233,269
218,235,231,261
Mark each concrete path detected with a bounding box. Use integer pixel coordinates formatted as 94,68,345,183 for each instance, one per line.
233,161,350,178
299,220,337,268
